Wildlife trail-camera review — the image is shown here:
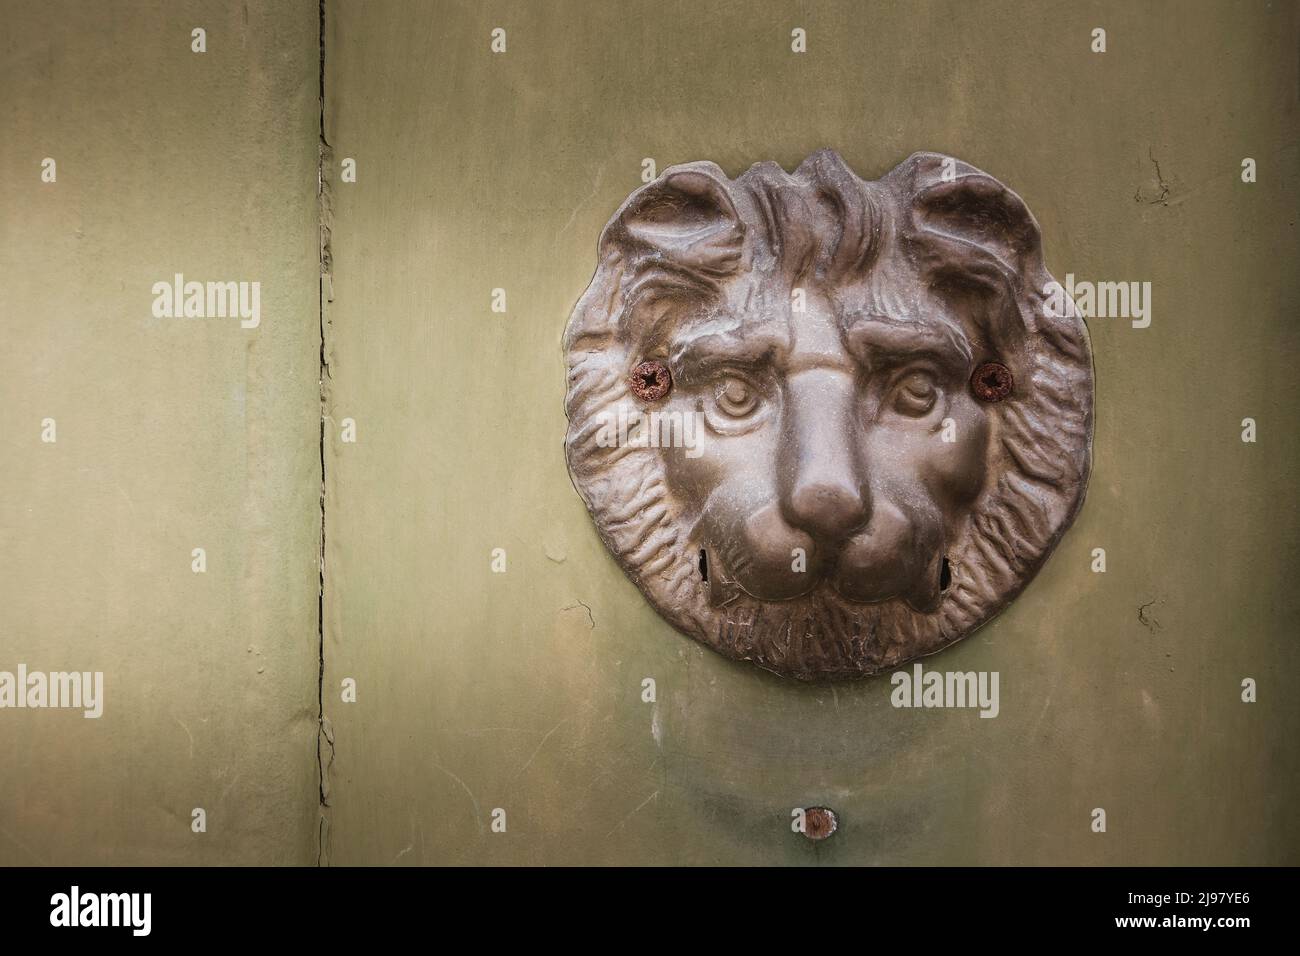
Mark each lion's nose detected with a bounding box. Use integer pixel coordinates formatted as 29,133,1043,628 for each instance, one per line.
786,480,866,541
779,369,869,541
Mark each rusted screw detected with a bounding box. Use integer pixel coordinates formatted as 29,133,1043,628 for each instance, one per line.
971,361,1013,402
629,360,672,402
801,806,838,842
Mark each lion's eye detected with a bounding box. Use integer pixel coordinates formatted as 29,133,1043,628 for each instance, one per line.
714,377,759,418
891,371,938,417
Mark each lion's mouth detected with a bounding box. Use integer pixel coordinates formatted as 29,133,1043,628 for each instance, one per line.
697,542,950,614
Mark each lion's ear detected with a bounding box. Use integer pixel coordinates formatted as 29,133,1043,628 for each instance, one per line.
601,163,745,276
899,152,1046,290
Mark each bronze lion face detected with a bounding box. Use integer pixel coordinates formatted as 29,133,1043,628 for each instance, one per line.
564,150,1092,680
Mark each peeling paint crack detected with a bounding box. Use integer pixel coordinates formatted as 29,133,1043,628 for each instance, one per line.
1137,598,1163,632
315,0,332,868
562,600,596,629
1134,147,1171,206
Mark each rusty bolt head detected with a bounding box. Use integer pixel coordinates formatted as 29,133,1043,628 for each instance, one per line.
629,360,672,402
801,806,838,842
971,361,1013,402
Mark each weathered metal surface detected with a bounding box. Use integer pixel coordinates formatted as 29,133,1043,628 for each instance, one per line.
564,150,1094,680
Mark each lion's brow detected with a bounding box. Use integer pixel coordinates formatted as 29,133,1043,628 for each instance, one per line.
669,325,787,380
843,313,971,372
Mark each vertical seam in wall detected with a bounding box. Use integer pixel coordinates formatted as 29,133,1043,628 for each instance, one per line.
316,0,334,868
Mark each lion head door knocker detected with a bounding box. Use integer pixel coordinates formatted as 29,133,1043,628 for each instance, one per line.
563,150,1093,680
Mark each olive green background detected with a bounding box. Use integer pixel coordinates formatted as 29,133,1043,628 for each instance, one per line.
320,0,1299,866
1,1,321,864
3,0,1298,866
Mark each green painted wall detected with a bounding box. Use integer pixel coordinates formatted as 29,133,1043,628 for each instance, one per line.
1,1,320,864
319,0,1299,866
